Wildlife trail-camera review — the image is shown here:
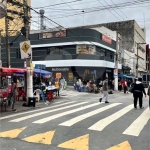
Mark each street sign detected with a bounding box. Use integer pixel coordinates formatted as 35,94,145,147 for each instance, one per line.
20,40,32,59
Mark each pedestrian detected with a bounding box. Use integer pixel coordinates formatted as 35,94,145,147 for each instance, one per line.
123,78,128,94
55,79,60,96
60,77,64,90
118,80,122,91
11,82,18,111
132,78,146,109
127,79,131,93
147,83,150,108
99,77,109,103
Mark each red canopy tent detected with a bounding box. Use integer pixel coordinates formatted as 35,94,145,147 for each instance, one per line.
1,68,27,73
0,67,27,76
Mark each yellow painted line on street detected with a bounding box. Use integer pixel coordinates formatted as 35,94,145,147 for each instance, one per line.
22,130,55,145
0,127,27,138
106,141,132,150
58,134,89,150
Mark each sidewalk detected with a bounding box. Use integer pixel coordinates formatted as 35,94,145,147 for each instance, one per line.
0,97,62,114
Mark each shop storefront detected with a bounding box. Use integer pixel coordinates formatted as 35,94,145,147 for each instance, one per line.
47,67,114,85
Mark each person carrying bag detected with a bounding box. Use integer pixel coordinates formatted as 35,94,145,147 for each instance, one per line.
147,83,150,108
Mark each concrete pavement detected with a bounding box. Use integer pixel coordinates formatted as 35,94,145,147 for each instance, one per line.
0,89,149,150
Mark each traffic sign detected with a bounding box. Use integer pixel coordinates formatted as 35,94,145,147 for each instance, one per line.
20,40,32,59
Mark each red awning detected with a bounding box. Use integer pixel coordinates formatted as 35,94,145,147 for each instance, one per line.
2,67,27,73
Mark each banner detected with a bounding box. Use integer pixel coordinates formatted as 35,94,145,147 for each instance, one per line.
39,30,66,39
76,45,96,55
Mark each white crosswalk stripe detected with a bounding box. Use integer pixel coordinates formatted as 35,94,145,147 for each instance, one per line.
60,90,89,98
123,108,150,136
88,104,133,131
9,101,88,122
59,103,121,127
0,101,68,120
2,100,149,137
33,102,104,124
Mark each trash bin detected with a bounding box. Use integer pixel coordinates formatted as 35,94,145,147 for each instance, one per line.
28,97,36,107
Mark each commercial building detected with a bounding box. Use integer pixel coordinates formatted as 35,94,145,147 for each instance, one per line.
82,20,147,76
146,44,150,72
0,0,31,36
1,27,121,85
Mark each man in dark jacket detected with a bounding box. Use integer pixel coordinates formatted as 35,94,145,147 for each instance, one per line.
133,78,146,109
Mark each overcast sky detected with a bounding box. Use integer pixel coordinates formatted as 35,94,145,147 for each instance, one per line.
31,0,150,44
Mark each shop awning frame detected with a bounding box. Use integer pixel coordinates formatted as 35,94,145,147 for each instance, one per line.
1,67,27,73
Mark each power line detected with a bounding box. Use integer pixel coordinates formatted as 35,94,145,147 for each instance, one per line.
33,0,83,9
109,0,128,20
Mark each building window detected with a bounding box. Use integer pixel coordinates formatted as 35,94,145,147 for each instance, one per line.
135,30,145,43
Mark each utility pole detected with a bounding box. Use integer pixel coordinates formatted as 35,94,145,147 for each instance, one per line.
0,30,2,87
0,29,2,68
5,10,10,68
114,31,121,91
23,0,33,100
149,46,150,74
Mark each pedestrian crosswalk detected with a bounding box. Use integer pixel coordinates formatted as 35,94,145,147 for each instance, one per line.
60,90,89,98
1,100,150,137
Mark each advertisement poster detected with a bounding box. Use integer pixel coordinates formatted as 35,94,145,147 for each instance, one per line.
76,45,96,55
56,73,61,79
39,30,66,39
68,72,73,83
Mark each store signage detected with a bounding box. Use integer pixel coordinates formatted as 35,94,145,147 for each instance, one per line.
39,30,66,39
106,69,112,72
102,35,112,44
76,45,96,55
52,68,69,72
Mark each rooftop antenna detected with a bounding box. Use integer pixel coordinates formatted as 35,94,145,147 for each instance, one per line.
39,9,45,30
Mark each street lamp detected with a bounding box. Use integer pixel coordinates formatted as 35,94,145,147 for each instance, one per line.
136,42,146,78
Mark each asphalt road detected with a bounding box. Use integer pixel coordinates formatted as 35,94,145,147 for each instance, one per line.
0,90,149,150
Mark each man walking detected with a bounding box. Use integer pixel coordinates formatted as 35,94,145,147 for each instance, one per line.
132,78,146,109
99,78,109,103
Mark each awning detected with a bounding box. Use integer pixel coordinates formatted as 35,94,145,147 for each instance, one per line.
118,74,134,79
34,68,52,76
2,67,27,73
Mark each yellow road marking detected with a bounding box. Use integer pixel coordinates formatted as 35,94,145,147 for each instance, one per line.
22,130,55,145
58,134,89,150
106,141,132,150
0,127,27,138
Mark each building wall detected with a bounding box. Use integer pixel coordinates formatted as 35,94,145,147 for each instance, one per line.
122,49,135,75
134,21,146,73
91,26,117,41
1,28,116,68
0,0,31,36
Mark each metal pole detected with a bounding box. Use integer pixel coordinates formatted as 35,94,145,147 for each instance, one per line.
0,30,2,87
136,44,139,78
114,31,118,91
0,30,2,67
5,16,10,68
23,0,33,101
149,47,150,74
